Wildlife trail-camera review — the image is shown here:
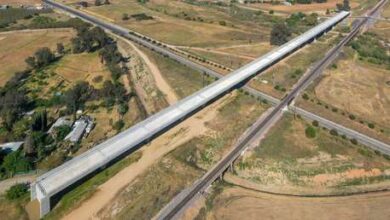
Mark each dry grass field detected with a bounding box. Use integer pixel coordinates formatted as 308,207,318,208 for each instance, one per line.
61,0,270,47
51,52,111,89
315,59,390,127
231,114,390,195
0,29,75,86
1,0,41,6
240,0,360,14
207,187,390,220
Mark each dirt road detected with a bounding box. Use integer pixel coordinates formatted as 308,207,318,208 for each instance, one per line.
62,93,235,220
0,174,37,194
118,36,178,105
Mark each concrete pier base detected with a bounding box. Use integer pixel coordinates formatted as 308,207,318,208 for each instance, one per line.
39,196,51,218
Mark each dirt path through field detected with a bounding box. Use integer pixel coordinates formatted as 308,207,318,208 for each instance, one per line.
118,36,178,105
0,173,37,194
62,93,235,220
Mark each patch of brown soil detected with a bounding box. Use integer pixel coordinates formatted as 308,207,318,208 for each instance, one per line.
313,168,382,185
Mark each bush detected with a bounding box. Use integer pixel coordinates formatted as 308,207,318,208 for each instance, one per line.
312,120,319,127
113,120,124,131
368,123,375,129
305,126,316,138
349,114,356,120
330,129,338,136
350,138,358,145
302,93,309,100
6,183,29,200
219,20,227,26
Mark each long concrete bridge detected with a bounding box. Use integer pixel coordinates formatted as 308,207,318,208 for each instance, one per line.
32,2,350,217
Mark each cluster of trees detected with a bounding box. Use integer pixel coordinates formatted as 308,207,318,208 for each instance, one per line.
25,47,56,69
270,23,291,45
351,32,390,67
71,26,110,53
95,0,110,6
295,0,327,4
5,183,29,200
286,12,318,29
336,0,351,11
0,88,30,132
99,43,126,80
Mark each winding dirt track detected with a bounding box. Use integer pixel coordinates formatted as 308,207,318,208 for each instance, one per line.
118,36,178,105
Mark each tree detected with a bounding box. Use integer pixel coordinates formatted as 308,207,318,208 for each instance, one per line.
34,47,55,68
104,0,110,4
330,129,338,136
65,81,91,118
0,90,29,131
90,27,109,48
312,120,319,127
31,110,47,132
343,0,350,11
5,183,29,200
57,43,65,55
2,150,31,177
270,23,291,45
25,56,36,68
118,103,129,116
24,131,35,156
54,125,72,141
122,13,129,20
95,0,101,6
305,126,316,138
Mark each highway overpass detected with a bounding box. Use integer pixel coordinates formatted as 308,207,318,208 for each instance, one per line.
33,2,350,217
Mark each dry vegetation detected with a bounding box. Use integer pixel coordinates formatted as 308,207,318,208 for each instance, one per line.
206,186,390,220
51,52,111,89
230,114,390,195
0,29,75,86
1,0,41,6
62,0,271,47
239,0,359,14
94,92,269,219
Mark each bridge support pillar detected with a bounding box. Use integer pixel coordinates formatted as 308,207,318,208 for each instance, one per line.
39,196,51,218
229,163,234,173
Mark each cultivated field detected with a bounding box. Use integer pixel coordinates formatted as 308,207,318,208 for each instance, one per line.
0,29,75,86
206,187,390,220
